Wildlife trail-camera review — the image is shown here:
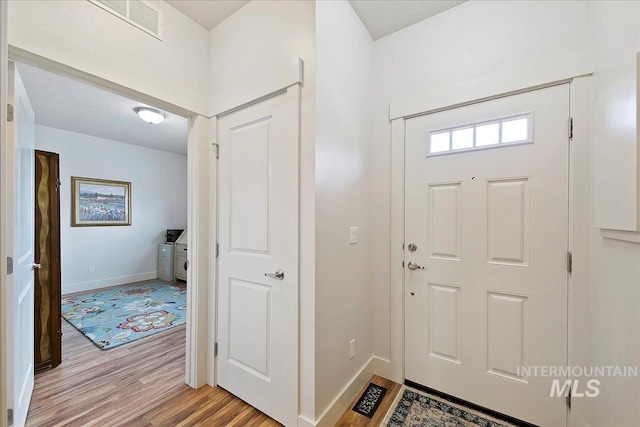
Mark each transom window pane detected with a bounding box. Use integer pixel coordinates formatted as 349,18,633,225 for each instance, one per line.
426,113,533,156
430,132,450,153
475,123,500,146
501,118,528,143
452,128,474,150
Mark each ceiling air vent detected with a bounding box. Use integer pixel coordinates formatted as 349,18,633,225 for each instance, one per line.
89,0,163,40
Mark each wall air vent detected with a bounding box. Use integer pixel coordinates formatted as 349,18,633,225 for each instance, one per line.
89,0,163,40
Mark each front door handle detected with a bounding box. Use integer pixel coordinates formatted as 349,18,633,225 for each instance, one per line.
407,261,425,271
265,269,285,280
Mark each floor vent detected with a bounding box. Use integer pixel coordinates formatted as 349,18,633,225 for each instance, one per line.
89,0,163,40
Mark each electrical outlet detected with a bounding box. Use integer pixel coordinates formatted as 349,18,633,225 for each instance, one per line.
349,227,358,244
88,266,95,274
349,338,356,360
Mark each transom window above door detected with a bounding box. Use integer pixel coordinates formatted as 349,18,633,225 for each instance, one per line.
426,112,534,156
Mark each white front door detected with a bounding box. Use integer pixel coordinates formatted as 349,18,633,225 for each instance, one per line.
4,61,36,427
217,86,299,427
404,84,570,426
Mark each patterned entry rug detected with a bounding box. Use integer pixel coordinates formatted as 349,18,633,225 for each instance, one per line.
381,386,518,427
62,282,186,350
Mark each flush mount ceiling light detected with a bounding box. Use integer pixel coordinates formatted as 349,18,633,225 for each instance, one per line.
134,107,165,124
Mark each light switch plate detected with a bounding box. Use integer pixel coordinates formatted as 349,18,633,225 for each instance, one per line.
350,227,358,244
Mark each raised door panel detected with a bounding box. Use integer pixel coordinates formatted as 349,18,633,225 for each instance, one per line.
229,119,271,255
428,183,461,261
228,279,272,380
487,178,530,266
486,291,530,383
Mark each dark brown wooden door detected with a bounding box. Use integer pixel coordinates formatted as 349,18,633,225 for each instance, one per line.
34,150,62,372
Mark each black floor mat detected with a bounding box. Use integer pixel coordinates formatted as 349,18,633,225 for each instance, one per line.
352,383,388,418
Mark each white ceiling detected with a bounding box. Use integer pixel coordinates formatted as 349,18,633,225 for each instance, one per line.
17,63,188,155
349,0,466,40
166,0,465,40
166,0,250,30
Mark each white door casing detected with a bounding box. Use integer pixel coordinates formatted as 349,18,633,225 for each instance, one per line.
0,1,8,424
404,85,570,426
5,61,36,427
216,86,299,427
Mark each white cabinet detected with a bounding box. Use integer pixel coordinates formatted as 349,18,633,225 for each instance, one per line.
174,243,187,281
158,243,174,281
174,229,188,282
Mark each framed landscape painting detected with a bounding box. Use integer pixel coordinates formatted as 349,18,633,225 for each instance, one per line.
71,177,131,226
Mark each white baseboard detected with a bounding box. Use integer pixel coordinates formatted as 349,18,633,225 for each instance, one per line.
305,356,375,427
62,271,158,295
297,415,316,427
373,356,393,379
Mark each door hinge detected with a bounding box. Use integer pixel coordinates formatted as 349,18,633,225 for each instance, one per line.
55,178,61,192
568,118,573,140
7,104,14,122
215,242,219,258
566,387,572,410
567,251,573,274
57,330,63,339
7,257,13,275
212,143,219,159
8,408,13,426
184,260,189,271
214,342,218,357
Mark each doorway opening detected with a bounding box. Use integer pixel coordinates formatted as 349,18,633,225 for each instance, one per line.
12,60,195,425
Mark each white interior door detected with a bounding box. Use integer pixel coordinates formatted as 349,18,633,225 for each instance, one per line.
4,61,36,427
404,85,569,426
217,86,299,427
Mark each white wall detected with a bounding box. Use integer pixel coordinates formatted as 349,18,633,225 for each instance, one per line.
207,1,317,422
589,2,640,425
314,0,373,422
589,235,640,426
8,0,209,115
592,1,640,231
208,1,312,115
34,125,187,295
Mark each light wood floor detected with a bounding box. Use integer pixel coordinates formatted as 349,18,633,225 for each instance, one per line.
27,320,281,426
28,312,400,426
334,375,401,427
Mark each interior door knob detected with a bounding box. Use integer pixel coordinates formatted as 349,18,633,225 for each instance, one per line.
32,263,42,270
265,269,285,280
407,261,424,271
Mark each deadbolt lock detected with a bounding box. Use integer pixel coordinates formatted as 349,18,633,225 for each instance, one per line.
407,243,417,252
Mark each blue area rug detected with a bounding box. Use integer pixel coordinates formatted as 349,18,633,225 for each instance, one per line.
61,282,186,350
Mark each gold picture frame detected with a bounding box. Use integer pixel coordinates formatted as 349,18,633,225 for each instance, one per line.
71,177,131,227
